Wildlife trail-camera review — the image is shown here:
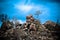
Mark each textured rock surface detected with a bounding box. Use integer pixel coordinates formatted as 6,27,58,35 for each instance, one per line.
0,28,57,40
0,15,59,40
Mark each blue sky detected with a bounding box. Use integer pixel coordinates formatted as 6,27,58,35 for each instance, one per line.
0,0,60,26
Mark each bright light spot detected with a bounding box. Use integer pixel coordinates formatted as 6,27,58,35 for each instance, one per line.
17,20,26,24
15,5,33,12
10,20,26,24
15,4,49,15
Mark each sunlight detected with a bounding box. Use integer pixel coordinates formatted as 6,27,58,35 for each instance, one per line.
15,5,33,12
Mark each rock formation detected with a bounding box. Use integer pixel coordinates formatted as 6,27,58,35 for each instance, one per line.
0,15,58,40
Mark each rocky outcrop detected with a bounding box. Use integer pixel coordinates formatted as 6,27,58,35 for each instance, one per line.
0,15,58,40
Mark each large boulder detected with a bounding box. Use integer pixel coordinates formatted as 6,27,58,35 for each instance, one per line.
44,20,56,31
44,21,56,27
